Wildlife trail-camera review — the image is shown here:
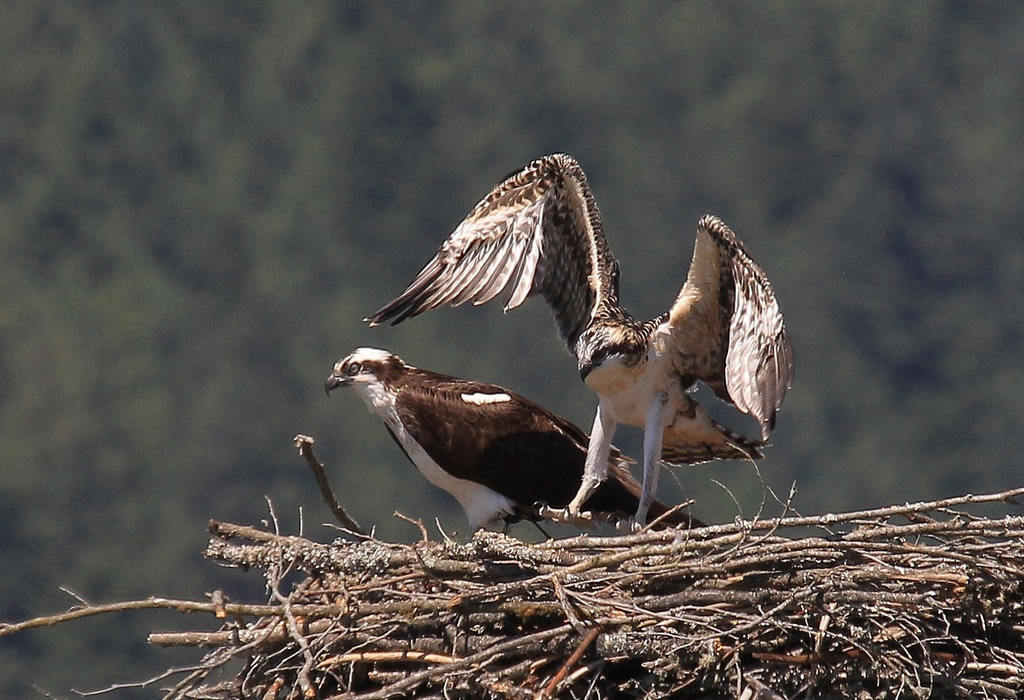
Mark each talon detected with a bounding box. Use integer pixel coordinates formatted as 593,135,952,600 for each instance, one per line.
565,499,584,518
566,474,604,519
539,505,599,529
536,505,562,520
614,517,642,534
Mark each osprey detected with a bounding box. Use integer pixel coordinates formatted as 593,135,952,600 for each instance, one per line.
324,347,706,531
366,154,793,525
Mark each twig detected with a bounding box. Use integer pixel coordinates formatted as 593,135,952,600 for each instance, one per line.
268,563,317,699
539,626,601,698
337,622,587,700
394,510,429,543
59,586,92,607
539,486,1024,549
264,495,281,535
639,499,696,533
0,597,298,637
318,650,457,666
294,434,367,537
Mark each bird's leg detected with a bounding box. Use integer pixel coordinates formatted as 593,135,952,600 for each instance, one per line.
566,399,617,517
635,392,670,526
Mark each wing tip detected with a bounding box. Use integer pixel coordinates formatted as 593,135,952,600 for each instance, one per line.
363,257,449,327
696,213,742,249
363,304,401,327
364,300,420,327
697,212,727,231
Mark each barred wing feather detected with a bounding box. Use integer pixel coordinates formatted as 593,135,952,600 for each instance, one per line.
670,215,794,440
365,154,619,350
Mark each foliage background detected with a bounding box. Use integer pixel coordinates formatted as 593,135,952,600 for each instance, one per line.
2,2,1022,696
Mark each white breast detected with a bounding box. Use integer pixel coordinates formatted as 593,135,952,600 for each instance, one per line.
584,332,682,427
352,382,517,531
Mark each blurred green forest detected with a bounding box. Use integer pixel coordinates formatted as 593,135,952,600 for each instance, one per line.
2,1,1022,696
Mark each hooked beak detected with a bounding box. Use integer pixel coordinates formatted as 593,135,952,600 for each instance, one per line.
324,373,350,396
579,361,594,381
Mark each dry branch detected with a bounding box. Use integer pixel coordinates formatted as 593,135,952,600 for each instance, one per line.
293,434,367,537
170,488,1024,698
4,437,1022,698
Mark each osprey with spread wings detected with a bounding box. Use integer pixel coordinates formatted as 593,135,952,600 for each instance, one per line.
367,154,794,526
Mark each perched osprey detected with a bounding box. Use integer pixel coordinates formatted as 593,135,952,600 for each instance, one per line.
324,347,703,531
365,154,793,525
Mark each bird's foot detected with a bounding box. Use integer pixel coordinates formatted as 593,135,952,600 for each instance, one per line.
611,516,644,534
565,476,603,520
536,504,603,529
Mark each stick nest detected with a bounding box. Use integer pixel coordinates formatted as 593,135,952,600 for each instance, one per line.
151,489,1024,699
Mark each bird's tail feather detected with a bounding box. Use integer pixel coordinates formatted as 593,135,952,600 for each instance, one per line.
660,416,764,466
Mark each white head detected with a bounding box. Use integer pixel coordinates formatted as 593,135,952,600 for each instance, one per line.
324,347,407,399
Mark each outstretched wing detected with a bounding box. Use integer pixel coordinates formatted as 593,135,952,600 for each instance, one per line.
666,215,794,439
365,154,620,349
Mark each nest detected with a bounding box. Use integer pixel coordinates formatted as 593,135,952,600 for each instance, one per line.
4,437,1021,698
147,487,1024,699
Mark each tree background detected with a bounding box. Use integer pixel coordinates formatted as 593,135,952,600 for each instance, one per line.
2,2,1022,696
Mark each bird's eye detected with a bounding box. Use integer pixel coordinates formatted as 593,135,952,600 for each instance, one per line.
346,362,362,376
